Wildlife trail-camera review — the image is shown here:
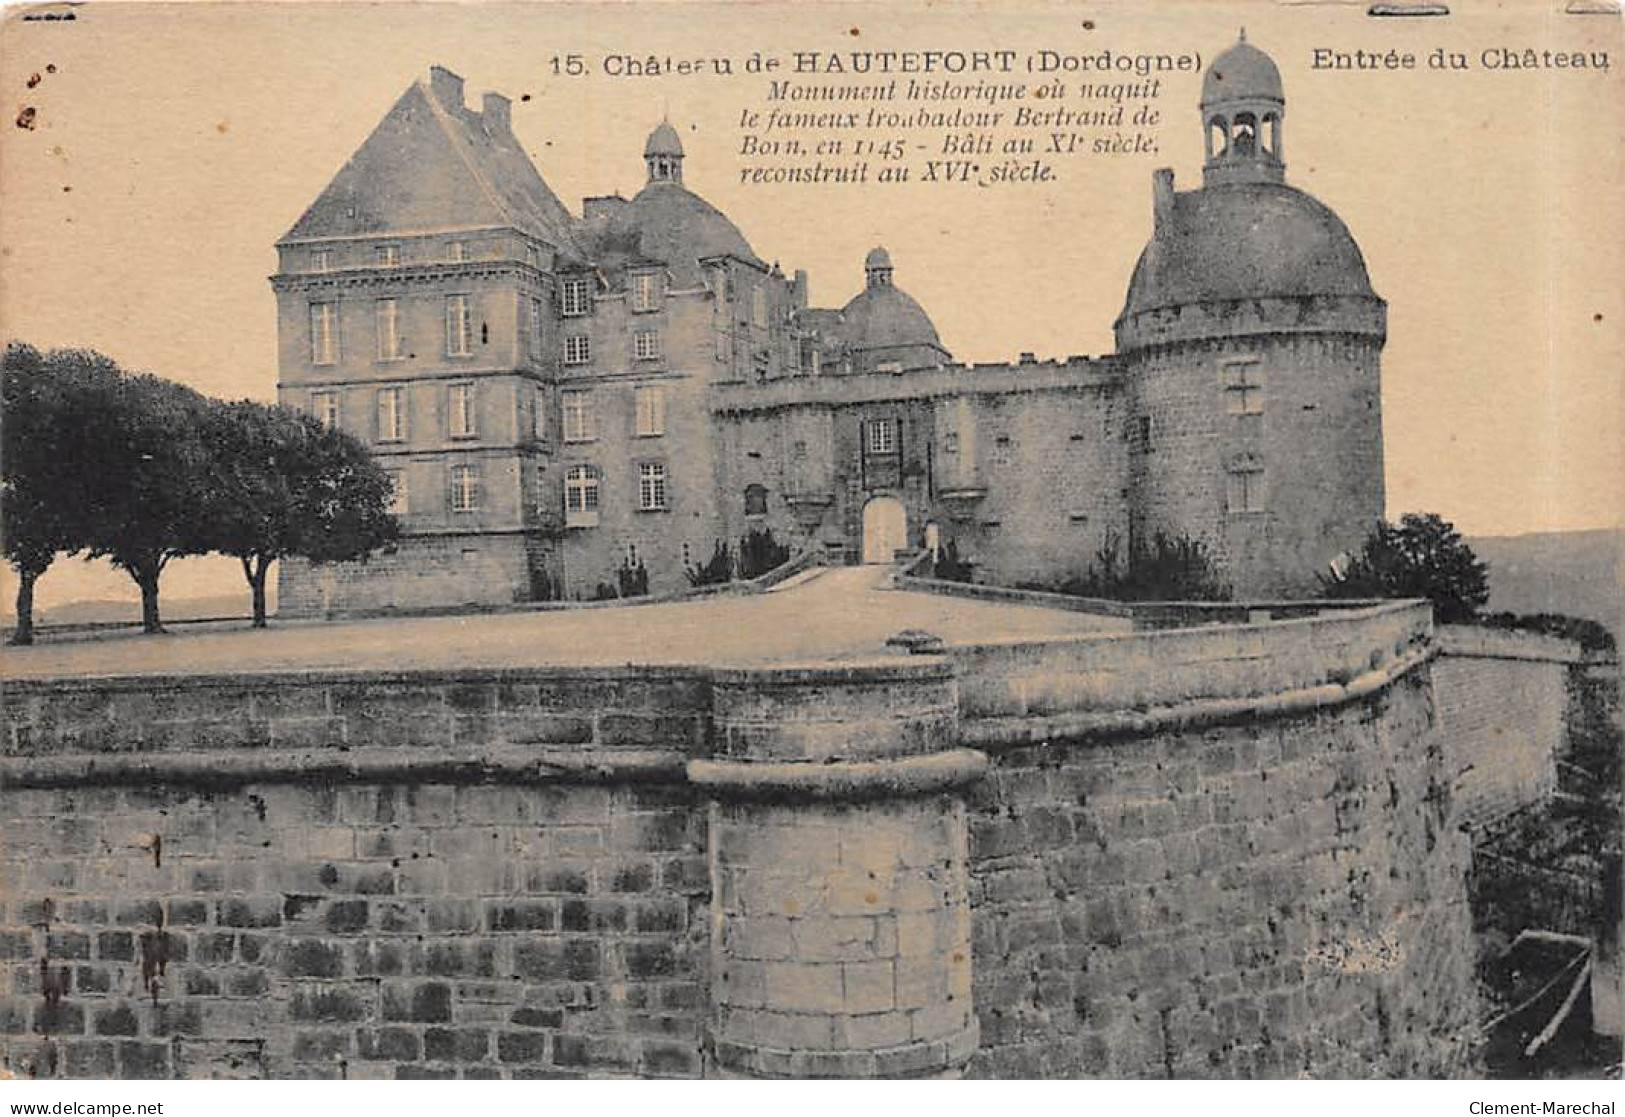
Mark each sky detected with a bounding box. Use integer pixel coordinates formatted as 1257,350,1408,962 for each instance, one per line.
1,0,1620,611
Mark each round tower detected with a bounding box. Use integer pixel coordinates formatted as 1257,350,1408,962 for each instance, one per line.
1113,34,1387,599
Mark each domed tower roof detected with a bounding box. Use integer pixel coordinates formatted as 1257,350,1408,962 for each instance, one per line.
620,182,762,282
1201,32,1284,109
840,247,945,361
1117,34,1383,343
644,120,683,158
1121,183,1376,317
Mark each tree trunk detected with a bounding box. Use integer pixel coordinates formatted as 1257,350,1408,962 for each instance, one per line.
249,556,270,628
127,557,165,634
9,568,38,646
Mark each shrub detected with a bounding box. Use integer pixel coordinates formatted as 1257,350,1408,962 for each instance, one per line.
1321,512,1488,623
1052,528,1230,602
686,540,734,587
738,527,791,580
931,539,975,583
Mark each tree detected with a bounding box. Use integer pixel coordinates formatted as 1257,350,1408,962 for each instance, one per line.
1321,512,1489,623
201,401,398,627
1,344,123,644
75,372,218,633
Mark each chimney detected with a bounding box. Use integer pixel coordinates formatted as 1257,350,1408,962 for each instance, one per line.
429,66,465,111
482,92,511,136
1152,168,1175,232
792,268,809,310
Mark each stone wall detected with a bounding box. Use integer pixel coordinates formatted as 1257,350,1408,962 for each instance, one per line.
2,600,1483,1079
1432,625,1586,829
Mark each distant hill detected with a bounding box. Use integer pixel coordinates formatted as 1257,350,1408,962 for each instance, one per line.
1467,528,1622,636
5,592,263,628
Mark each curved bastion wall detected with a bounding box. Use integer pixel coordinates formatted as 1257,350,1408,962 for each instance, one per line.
0,600,1477,1079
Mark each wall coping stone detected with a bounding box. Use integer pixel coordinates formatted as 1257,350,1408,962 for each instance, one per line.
688,748,988,800
1438,624,1590,666
0,745,687,791
961,640,1438,748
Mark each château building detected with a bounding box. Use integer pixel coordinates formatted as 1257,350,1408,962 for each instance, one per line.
272,35,1385,613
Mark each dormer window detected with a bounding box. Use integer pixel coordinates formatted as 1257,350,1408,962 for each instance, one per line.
376,244,400,267
630,272,660,312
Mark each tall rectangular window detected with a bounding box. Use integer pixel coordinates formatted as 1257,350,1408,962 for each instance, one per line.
450,464,480,512
528,297,546,357
752,286,768,329
638,462,668,511
376,386,405,442
532,385,547,441
311,390,339,430
560,277,591,317
312,249,332,273
866,417,897,455
387,470,409,516
634,385,665,437
562,390,594,442
448,383,476,438
562,334,591,365
1226,461,1265,513
375,243,400,267
446,295,473,357
375,299,401,361
1223,361,1264,415
447,241,467,263
630,272,659,312
309,302,338,365
565,464,600,527
633,329,661,362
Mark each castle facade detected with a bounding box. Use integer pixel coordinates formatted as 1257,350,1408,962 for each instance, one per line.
272,36,1385,613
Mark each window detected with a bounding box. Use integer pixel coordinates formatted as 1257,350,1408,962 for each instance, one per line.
528,297,546,358
638,462,668,511
376,244,400,267
447,241,467,263
1134,415,1153,452
375,299,401,361
446,295,473,357
563,334,591,365
450,464,480,512
1226,458,1265,514
376,386,405,442
633,329,661,361
752,286,768,329
630,272,660,312
387,470,408,516
532,385,547,441
634,385,665,437
448,383,476,438
560,277,591,317
309,302,339,365
311,390,339,430
525,243,543,270
744,484,767,516
866,418,897,455
562,390,595,442
1223,361,1264,415
565,464,600,525
312,249,332,273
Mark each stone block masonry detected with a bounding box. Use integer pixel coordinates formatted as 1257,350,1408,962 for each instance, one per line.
1,598,1497,1078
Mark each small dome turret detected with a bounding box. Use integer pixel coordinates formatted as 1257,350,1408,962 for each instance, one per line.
644,120,684,184
864,246,894,288
1201,31,1285,186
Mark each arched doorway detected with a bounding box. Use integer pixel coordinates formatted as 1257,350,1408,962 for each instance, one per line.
861,496,908,564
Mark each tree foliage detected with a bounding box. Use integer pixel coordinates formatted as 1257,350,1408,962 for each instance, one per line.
201,400,398,626
1320,512,1489,623
3,343,399,640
